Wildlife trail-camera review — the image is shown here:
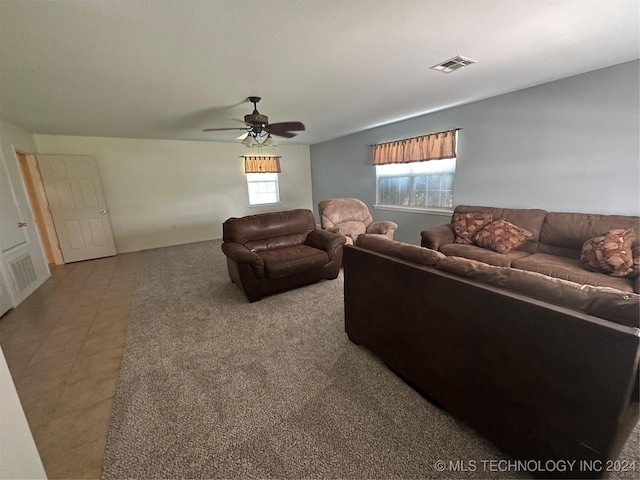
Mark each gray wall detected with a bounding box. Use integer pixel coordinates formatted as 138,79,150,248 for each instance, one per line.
310,60,640,245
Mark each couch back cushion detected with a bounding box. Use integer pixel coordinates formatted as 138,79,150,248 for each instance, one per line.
454,205,548,253
223,209,315,251
355,234,445,267
318,198,373,229
436,256,639,328
539,212,640,259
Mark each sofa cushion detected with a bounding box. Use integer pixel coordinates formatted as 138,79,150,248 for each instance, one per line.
366,221,398,236
259,245,329,278
472,219,533,254
538,212,640,259
436,256,639,328
439,243,530,267
512,253,635,293
223,209,315,246
581,229,636,277
452,212,493,244
356,234,445,267
334,220,367,239
245,233,308,252
318,198,373,229
454,205,547,242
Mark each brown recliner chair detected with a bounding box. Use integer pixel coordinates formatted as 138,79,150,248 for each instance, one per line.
318,198,398,245
221,209,346,302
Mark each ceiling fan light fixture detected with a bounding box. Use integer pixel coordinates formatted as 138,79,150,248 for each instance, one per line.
203,97,305,146
242,135,257,147
262,135,277,147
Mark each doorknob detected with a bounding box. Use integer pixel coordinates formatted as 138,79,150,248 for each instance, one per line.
18,222,27,227
100,211,108,215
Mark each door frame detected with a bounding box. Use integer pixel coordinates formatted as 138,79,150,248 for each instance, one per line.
16,151,64,265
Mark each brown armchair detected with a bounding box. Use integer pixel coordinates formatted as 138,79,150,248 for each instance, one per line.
318,198,398,245
221,209,345,302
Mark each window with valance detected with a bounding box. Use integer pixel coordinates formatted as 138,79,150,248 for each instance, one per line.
372,129,459,212
243,156,281,205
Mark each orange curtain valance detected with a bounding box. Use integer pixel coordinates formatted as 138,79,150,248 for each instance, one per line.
372,129,458,166
244,156,281,173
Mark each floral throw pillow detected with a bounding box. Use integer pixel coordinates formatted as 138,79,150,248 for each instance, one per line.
472,218,533,254
581,229,636,277
452,212,493,244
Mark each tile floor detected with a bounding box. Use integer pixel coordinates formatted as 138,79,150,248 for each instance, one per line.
0,252,142,479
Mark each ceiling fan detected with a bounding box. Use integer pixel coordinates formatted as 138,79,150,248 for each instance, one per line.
203,96,305,147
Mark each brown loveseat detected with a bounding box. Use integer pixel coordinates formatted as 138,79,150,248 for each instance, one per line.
344,236,640,478
421,205,640,293
222,209,345,302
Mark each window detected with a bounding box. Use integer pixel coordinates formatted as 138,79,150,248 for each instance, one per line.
246,173,279,205
372,128,458,212
376,157,455,211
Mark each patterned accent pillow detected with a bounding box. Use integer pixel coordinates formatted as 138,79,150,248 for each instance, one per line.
472,218,533,254
452,212,493,244
581,229,636,277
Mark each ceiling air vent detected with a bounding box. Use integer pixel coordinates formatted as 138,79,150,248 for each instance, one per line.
430,55,477,74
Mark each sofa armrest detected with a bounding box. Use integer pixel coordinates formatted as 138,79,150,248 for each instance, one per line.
221,242,265,278
420,224,455,250
306,228,346,259
367,221,398,236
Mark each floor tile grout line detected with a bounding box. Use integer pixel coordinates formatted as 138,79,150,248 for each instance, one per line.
24,268,102,371
0,253,143,480
59,272,116,396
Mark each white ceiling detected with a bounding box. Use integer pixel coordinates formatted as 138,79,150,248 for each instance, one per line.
1,0,638,146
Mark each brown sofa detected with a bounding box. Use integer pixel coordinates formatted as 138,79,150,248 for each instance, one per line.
344,236,640,478
421,205,640,293
221,209,345,302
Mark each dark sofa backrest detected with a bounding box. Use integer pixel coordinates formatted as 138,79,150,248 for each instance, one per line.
454,205,548,253
538,212,640,259
343,244,640,468
222,209,316,251
454,206,640,259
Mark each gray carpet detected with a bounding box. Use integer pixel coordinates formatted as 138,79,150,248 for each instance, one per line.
102,240,639,479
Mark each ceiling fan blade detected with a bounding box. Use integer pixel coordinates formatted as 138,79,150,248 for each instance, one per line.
202,127,247,132
266,122,305,135
269,131,298,139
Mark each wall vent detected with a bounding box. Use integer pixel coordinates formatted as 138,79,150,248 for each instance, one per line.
9,254,36,295
430,55,477,74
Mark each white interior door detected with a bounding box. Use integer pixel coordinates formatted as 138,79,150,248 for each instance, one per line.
0,154,28,315
37,155,116,263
